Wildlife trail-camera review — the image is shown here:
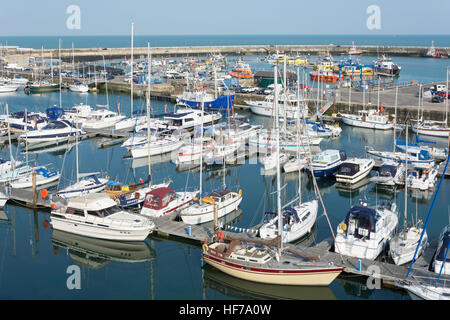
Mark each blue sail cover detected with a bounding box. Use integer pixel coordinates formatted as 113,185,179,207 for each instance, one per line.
344,205,377,234
436,231,450,262
178,94,235,111
46,107,65,121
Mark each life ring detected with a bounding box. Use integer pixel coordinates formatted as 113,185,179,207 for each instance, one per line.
202,243,208,252
339,222,347,232
115,199,120,205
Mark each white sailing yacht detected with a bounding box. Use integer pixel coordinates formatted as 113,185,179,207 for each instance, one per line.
179,93,242,225
390,126,428,265
202,65,344,286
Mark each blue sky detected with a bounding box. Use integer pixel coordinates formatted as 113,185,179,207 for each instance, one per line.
0,0,449,36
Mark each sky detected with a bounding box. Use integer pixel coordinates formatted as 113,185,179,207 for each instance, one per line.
0,0,449,36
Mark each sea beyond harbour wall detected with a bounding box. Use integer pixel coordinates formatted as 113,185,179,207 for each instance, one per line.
3,44,449,62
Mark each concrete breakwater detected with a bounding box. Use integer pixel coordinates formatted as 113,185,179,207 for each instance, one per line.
4,44,450,63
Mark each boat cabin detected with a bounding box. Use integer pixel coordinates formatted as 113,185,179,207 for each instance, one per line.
312,150,346,164
143,187,177,210
378,163,398,177
337,162,360,177
343,206,378,239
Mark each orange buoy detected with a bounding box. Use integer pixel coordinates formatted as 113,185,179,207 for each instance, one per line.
42,220,50,229
41,189,48,198
53,249,59,255
51,202,57,210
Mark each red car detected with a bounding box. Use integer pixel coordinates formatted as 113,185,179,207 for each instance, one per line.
436,91,450,99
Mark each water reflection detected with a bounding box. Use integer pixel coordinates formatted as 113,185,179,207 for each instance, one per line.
202,264,337,300
51,230,155,270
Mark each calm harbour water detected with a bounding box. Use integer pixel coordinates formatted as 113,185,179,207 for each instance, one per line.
0,88,448,300
0,35,449,299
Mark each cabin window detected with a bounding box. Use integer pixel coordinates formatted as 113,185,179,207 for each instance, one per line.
185,118,194,123
65,207,84,216
145,194,159,208
161,192,176,208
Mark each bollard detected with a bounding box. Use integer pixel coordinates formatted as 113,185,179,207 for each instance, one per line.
357,259,362,271
187,226,191,236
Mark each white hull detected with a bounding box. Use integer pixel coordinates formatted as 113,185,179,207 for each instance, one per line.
412,125,450,138
10,172,61,189
390,228,427,265
341,114,393,130
50,218,151,241
259,200,318,243
335,160,374,184
56,178,108,199
180,194,242,225
130,139,183,158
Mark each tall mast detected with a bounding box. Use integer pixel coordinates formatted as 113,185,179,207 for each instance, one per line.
130,22,134,116
72,42,75,77
404,125,408,240
283,56,287,131
417,84,422,123
199,93,204,205
147,42,152,185
296,66,302,206
393,86,398,152
76,116,79,183
274,64,282,252
59,39,62,108
377,77,380,113
446,67,448,125
102,56,109,108
6,103,14,171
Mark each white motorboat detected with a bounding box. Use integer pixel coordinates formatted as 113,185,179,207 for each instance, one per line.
245,92,308,119
18,120,83,144
63,103,93,127
340,109,393,130
69,83,89,93
335,202,398,260
335,158,374,184
160,109,222,133
374,56,401,77
259,201,318,243
114,114,147,132
432,225,450,276
369,160,406,186
396,281,450,300
311,149,347,178
408,166,439,191
49,193,155,241
10,75,29,86
140,186,196,218
0,83,20,93
179,189,242,225
82,109,126,132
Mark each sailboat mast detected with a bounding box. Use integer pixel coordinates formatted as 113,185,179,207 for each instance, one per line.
6,103,14,171
274,64,282,251
404,125,408,240
446,67,448,125
59,39,62,108
130,22,134,116
296,66,302,206
102,56,109,108
417,84,422,123
147,42,152,184
76,118,79,183
393,86,398,152
199,93,204,205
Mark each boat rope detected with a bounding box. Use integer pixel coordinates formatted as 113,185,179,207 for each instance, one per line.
406,154,450,278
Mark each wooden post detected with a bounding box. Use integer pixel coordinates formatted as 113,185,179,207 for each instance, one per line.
32,171,37,208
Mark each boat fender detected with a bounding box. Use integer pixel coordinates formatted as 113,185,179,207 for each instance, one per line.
339,222,347,232
202,243,208,252
135,192,140,199
238,189,242,196
115,199,120,205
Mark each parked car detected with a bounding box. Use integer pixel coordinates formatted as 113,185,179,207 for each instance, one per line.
432,95,445,103
241,86,257,93
436,91,450,99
